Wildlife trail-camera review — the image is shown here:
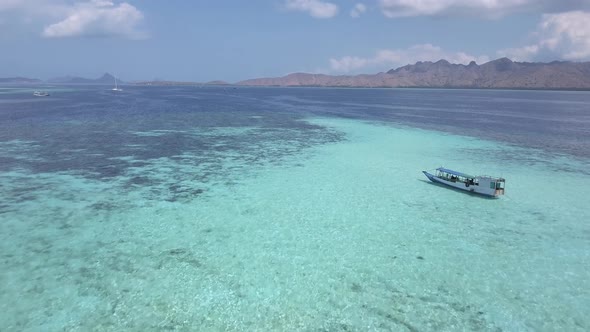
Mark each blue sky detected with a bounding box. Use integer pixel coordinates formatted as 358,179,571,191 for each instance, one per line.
1,0,590,82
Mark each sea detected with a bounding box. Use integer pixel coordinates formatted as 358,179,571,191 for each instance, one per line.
0,86,589,331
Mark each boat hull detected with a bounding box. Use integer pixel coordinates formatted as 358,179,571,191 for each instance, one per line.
422,171,498,197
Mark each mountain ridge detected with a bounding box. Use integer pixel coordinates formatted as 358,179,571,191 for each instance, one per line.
0,77,43,84
3,58,590,89
237,58,590,89
47,73,121,84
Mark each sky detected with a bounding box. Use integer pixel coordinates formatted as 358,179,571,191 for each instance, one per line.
1,0,590,82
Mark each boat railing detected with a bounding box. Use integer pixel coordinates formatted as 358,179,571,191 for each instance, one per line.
477,175,505,181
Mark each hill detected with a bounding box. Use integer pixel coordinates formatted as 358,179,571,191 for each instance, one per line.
237,58,590,89
0,77,42,84
48,73,120,84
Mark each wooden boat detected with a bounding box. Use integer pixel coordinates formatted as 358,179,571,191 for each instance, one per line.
423,167,505,197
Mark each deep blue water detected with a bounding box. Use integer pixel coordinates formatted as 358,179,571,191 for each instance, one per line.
1,86,589,180
0,87,343,179
256,87,590,159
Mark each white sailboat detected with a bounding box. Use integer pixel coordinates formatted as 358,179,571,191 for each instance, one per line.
112,74,123,91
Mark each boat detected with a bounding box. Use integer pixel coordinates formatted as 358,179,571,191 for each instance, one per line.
423,167,505,197
112,75,122,91
33,91,50,97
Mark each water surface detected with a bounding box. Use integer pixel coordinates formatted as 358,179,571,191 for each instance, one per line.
0,86,588,331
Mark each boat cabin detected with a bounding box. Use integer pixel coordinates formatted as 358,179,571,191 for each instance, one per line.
435,168,477,185
479,176,505,196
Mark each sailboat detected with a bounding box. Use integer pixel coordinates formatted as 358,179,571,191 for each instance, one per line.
112,74,123,91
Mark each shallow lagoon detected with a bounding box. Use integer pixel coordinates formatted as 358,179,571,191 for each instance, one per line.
0,87,589,331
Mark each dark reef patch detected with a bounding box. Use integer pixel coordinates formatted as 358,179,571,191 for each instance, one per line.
0,88,345,207
159,248,203,269
128,176,152,186
350,282,363,293
89,201,120,212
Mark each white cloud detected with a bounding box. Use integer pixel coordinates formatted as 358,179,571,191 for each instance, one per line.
330,56,369,72
497,45,540,62
379,0,524,18
350,3,367,18
378,0,590,18
285,0,338,18
330,44,490,72
498,11,590,61
0,0,146,39
42,0,145,39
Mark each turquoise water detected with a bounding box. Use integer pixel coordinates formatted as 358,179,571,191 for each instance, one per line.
1,87,589,331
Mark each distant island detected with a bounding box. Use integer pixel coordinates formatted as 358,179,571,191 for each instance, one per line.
2,58,590,90
134,80,230,86
238,58,590,90
47,73,119,84
0,73,227,87
0,77,42,84
0,73,120,85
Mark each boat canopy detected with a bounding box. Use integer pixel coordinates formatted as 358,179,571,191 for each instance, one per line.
436,167,475,179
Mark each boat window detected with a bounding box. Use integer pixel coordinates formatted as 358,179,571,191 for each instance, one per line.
490,182,496,189
496,182,504,189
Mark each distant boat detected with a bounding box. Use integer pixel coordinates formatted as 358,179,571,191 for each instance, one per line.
33,91,50,97
423,167,505,197
112,75,122,91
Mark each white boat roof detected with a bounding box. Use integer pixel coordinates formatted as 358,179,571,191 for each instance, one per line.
437,167,504,181
436,167,474,178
